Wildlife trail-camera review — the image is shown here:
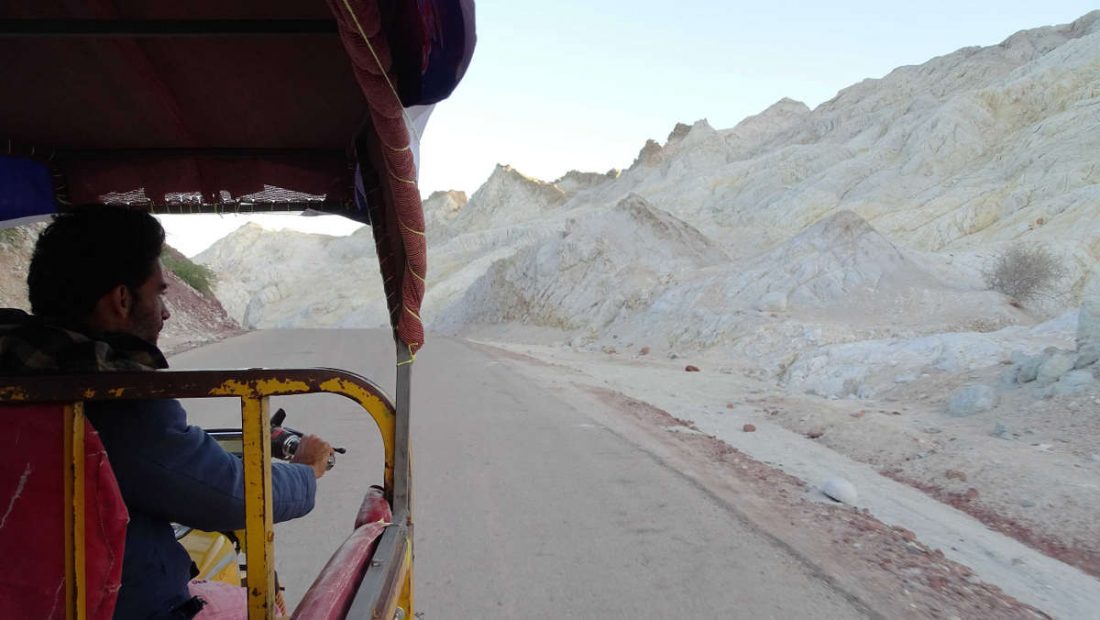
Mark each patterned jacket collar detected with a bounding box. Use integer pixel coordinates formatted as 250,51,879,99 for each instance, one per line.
0,308,168,373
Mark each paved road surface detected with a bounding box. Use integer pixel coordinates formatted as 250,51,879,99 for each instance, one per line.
172,329,868,618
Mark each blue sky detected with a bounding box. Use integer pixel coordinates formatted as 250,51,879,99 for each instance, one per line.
415,2,1097,197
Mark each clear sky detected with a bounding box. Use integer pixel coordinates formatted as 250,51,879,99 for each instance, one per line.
415,1,1097,197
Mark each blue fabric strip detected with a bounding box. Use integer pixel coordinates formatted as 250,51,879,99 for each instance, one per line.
0,156,56,225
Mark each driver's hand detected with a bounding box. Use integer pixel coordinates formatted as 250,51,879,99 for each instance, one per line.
292,434,335,479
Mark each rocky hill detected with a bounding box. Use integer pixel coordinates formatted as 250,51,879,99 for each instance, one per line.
200,12,1098,343
0,223,239,355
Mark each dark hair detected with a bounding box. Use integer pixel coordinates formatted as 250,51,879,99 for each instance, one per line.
28,206,165,324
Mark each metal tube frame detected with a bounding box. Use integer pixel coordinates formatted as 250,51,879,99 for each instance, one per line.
0,367,409,619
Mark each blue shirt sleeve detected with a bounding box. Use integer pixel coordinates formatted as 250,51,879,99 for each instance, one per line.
87,399,317,532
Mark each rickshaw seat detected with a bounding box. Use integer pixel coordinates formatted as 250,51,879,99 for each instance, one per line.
0,403,128,620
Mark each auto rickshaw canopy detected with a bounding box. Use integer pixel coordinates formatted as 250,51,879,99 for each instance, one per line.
0,0,477,355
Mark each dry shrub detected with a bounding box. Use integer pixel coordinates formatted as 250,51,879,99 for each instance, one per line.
983,244,1066,305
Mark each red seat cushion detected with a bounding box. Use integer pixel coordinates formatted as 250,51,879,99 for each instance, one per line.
0,404,128,620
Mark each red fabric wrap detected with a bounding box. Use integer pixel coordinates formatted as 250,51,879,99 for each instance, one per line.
0,404,128,620
329,0,427,353
292,488,392,619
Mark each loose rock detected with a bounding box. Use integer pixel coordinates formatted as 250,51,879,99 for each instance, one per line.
1037,351,1076,386
944,469,968,482
1052,369,1096,396
685,365,701,372
742,424,756,432
1014,353,1044,384
821,478,858,504
1076,268,1100,367
755,291,788,312
947,384,998,417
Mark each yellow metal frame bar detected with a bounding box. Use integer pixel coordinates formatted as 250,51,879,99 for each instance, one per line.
241,397,275,617
214,376,398,619
397,540,414,618
0,368,401,620
382,539,412,620
63,402,87,620
210,375,397,497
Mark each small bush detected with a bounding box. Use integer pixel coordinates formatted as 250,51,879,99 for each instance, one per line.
162,252,217,296
983,244,1066,305
0,227,22,244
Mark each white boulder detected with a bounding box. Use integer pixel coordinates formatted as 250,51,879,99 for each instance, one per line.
947,384,999,416
1077,268,1100,368
821,478,859,504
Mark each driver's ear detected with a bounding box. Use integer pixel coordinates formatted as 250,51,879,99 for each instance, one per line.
88,284,130,332
105,284,132,319
118,285,134,318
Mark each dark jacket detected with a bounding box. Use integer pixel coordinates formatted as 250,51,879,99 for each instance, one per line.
0,309,317,619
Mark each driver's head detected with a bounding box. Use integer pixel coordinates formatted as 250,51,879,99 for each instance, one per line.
28,206,170,345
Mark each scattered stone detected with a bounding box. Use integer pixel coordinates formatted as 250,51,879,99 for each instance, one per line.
1077,268,1100,367
894,527,918,542
962,488,980,502
944,469,968,482
638,346,650,356
742,424,756,432
806,429,824,439
755,291,788,312
1021,499,1037,508
947,384,998,417
821,478,858,504
685,364,701,372
1036,351,1076,386
1015,354,1044,384
725,402,735,409
993,422,1010,438
1052,369,1096,396
601,345,617,355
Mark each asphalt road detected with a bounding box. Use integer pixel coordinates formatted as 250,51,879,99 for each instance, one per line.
172,329,867,619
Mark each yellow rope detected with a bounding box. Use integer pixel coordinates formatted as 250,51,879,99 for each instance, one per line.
387,168,417,186
399,219,426,237
374,132,413,154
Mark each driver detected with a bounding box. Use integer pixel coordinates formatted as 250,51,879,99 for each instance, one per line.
0,206,333,619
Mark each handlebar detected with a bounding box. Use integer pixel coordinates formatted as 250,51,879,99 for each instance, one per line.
270,408,345,470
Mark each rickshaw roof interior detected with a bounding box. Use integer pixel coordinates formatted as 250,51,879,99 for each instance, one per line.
1,0,477,354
